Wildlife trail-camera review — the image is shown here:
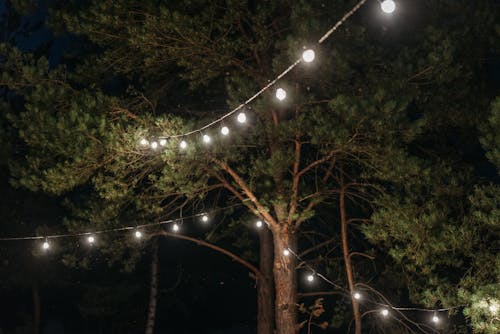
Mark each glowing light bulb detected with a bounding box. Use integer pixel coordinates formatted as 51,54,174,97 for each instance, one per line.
255,220,263,228
302,49,315,63
381,0,396,14
432,315,440,324
140,138,149,146
489,304,498,315
353,292,362,300
151,141,158,150
42,240,50,250
276,88,287,101
237,112,247,123
307,274,315,282
381,309,389,317
203,134,211,144
172,223,180,232
179,140,188,149
283,249,290,256
87,235,95,244
135,230,142,239
221,126,230,135
201,214,209,223
159,139,167,146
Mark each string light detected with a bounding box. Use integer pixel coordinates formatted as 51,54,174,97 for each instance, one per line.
172,223,180,232
159,139,167,146
87,235,95,245
140,138,149,146
201,214,209,223
42,239,50,250
202,134,211,144
283,249,290,256
237,112,247,123
307,273,315,282
276,88,287,101
179,140,188,149
302,49,315,63
354,292,362,300
489,303,498,315
381,0,396,14
150,141,158,150
255,220,263,228
221,126,230,136
432,314,440,324
381,309,390,317
134,230,142,239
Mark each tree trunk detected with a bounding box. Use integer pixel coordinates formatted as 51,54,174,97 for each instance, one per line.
145,238,159,334
340,187,362,334
273,226,298,334
32,282,40,334
258,227,275,334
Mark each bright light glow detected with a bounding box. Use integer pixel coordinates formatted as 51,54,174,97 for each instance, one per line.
381,309,389,317
237,112,247,123
432,315,440,324
87,235,95,244
307,274,315,282
201,214,209,223
255,220,263,228
135,230,142,239
381,0,396,14
172,223,180,232
159,139,167,146
203,134,211,144
140,138,149,146
302,49,315,63
180,140,188,149
489,303,498,315
353,292,362,300
221,126,230,135
42,241,50,250
151,141,158,150
276,88,287,101
283,249,290,256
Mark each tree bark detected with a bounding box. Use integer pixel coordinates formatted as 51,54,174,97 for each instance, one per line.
272,225,298,334
340,187,362,334
145,238,159,334
258,227,275,334
32,282,40,334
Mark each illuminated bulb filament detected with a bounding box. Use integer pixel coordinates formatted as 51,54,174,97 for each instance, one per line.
151,141,158,150
302,49,315,63
432,315,439,324
381,309,389,317
307,274,315,282
135,230,142,239
381,0,396,14
203,134,211,144
255,220,263,228
87,236,95,244
180,140,188,149
237,112,247,124
201,214,209,223
221,126,230,135
42,241,50,250
172,223,180,232
283,249,290,256
276,88,287,101
353,292,361,300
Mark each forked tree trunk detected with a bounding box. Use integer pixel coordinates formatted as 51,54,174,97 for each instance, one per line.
32,282,40,334
340,187,362,334
145,238,159,334
258,228,275,334
273,225,298,334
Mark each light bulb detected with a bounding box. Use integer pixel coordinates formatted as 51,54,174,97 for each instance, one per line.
307,274,315,282
276,88,287,101
221,126,230,135
283,249,290,256
381,309,389,317
140,138,149,146
179,140,188,149
201,214,209,223
150,141,158,150
302,49,315,63
353,292,362,300
135,230,142,239
255,220,263,228
381,0,396,14
87,235,95,244
203,134,211,144
159,139,167,146
432,315,440,324
489,304,498,314
172,223,180,232
42,240,50,250
237,112,247,123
